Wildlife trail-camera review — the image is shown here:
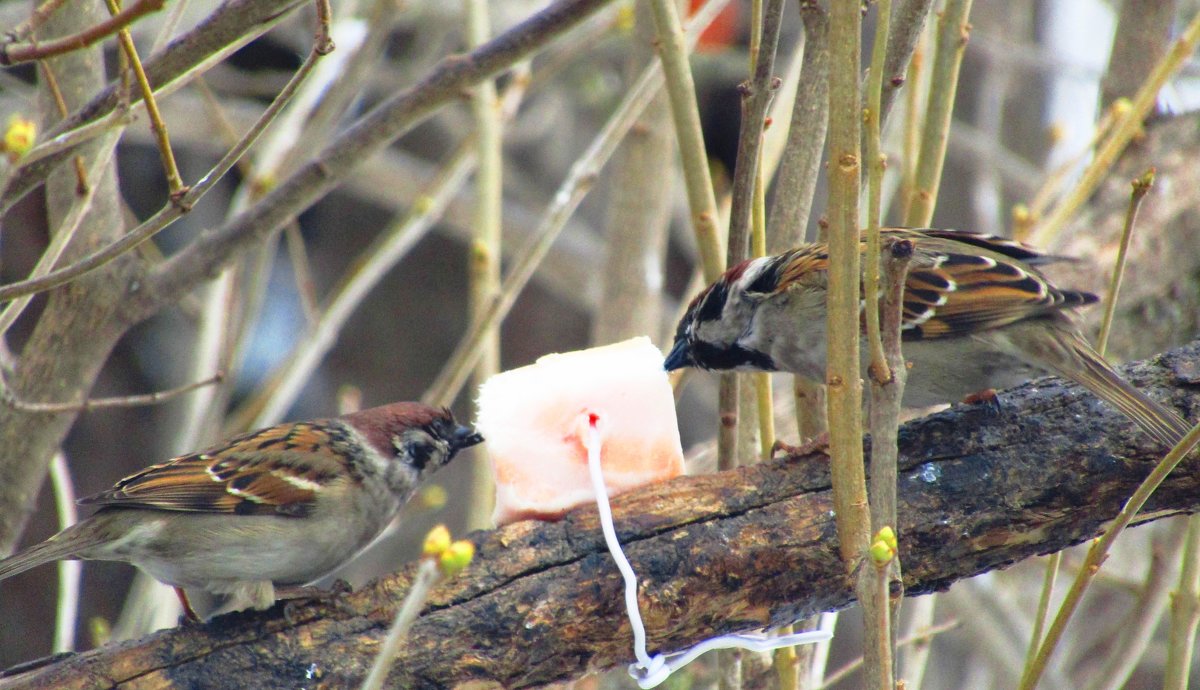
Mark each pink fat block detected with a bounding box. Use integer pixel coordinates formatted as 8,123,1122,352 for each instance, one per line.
476,337,685,526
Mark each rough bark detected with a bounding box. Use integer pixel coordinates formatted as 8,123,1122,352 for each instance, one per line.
4,340,1198,690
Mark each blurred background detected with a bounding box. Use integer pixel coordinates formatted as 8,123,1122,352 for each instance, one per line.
1,0,1199,687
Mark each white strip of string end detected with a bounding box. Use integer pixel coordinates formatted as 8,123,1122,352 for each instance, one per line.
581,412,832,689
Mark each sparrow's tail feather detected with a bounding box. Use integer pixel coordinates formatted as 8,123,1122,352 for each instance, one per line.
1065,338,1192,448
0,523,103,581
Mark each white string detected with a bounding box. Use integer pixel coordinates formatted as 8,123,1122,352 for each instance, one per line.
582,412,832,689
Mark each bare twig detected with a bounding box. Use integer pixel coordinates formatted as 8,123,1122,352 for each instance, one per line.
1096,168,1154,357
0,45,324,304
864,0,894,385
422,0,728,408
767,0,828,250
726,0,784,263
360,560,441,690
1030,9,1200,245
647,0,726,282
6,0,73,43
902,0,972,227
825,0,868,566
1083,532,1176,690
102,0,186,196
48,452,80,655
464,0,503,531
868,238,912,530
0,0,165,65
819,619,960,689
2,374,223,413
136,0,619,321
1164,516,1200,690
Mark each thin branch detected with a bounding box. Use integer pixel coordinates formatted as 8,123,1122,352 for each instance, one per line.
648,0,726,282
726,0,784,264
825,0,868,565
1083,532,1176,690
2,373,223,413
102,0,186,196
1030,9,1200,245
0,0,311,213
360,560,441,690
767,0,828,250
874,0,935,134
0,44,325,304
820,619,959,689
48,452,80,655
1163,515,1200,690
0,0,165,65
902,0,972,227
1096,168,1153,357
5,0,73,43
464,0,503,531
135,0,619,321
421,0,728,408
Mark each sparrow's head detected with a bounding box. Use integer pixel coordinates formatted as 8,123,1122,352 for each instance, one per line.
349,403,483,481
665,256,783,373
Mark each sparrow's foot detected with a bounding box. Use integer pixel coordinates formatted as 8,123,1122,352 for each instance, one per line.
962,388,1002,415
278,581,356,623
174,586,202,623
771,431,831,459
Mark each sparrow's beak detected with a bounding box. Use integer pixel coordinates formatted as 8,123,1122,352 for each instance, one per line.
663,338,693,372
452,425,485,451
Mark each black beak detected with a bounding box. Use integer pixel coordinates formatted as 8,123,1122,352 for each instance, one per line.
452,425,484,451
664,338,693,372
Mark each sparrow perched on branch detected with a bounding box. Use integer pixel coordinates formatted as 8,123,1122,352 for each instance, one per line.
666,228,1189,447
0,402,482,618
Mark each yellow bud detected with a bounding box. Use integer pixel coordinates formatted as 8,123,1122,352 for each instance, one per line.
876,525,898,552
3,115,36,160
1111,97,1133,118
413,194,434,215
439,540,475,577
869,539,894,565
423,524,452,557
417,483,448,511
615,2,635,34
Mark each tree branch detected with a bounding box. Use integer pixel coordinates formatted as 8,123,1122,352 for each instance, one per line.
0,0,309,211
6,340,1199,689
124,0,616,323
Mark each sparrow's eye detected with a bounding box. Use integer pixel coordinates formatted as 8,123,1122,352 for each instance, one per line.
394,429,440,471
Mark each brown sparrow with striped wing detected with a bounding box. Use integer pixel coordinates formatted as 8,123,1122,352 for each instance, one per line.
665,228,1189,447
0,402,482,618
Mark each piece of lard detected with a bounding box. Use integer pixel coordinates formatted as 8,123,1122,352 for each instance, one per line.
476,337,685,526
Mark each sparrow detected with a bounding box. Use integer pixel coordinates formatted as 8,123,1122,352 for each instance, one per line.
0,402,482,619
666,228,1190,447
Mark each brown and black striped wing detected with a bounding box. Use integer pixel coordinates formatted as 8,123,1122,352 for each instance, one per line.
78,421,351,517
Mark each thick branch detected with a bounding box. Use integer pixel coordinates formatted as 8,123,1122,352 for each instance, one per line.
5,341,1199,689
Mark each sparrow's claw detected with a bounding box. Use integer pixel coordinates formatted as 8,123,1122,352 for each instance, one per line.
962,388,1002,415
278,582,356,623
771,431,831,459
